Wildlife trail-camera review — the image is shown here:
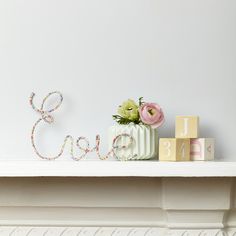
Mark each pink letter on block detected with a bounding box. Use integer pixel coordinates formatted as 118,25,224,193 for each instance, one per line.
190,139,203,160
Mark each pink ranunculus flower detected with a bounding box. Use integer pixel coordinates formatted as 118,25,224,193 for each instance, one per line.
139,103,165,129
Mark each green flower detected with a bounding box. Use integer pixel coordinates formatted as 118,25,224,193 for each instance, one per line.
118,99,139,121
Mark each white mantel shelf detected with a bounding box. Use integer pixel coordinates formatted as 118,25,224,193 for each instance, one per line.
0,161,236,235
0,161,235,177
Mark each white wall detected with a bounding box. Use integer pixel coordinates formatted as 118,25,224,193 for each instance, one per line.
0,0,235,161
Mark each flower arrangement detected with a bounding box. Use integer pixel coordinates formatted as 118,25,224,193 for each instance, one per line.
113,97,165,129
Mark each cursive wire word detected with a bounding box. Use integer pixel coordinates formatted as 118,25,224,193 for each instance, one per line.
30,91,136,161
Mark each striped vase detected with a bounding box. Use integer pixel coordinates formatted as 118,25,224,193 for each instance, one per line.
108,124,158,161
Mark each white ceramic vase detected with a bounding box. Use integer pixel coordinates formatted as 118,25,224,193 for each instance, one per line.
108,124,158,161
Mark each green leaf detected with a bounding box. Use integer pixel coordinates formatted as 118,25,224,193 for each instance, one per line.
138,97,144,106
112,115,140,125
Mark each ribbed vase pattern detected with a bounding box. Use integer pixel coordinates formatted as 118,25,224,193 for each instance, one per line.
108,124,158,161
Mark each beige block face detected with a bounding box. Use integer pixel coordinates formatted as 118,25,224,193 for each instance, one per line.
190,138,215,161
176,138,190,161
159,138,190,161
205,138,214,160
159,138,176,161
175,116,199,138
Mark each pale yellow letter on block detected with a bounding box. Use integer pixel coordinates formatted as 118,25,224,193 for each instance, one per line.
175,116,199,138
190,138,215,161
159,138,190,161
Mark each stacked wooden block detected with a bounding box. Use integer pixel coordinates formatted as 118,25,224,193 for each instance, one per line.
159,116,214,161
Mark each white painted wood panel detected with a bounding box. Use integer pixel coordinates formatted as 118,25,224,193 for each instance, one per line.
0,161,235,177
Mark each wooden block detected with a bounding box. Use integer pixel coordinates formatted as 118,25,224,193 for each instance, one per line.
175,116,199,138
159,138,190,161
190,138,214,161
